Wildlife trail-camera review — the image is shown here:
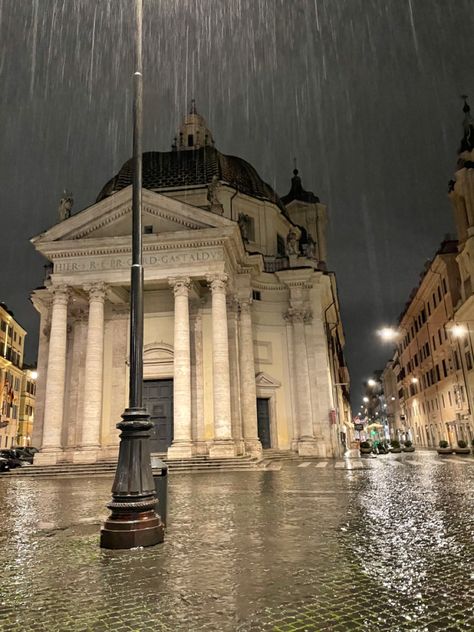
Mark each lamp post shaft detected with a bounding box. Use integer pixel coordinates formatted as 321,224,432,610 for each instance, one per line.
100,0,164,549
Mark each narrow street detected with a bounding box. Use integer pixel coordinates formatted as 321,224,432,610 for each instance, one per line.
1,451,473,631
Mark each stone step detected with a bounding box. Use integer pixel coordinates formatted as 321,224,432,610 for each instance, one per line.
1,456,260,478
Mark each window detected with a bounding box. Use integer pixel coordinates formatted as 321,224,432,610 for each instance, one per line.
432,293,437,308
428,303,431,316
252,290,261,301
454,350,460,371
0,320,6,332
438,329,443,345
436,365,440,382
442,359,448,378
144,225,153,234
421,309,426,323
467,352,473,371
432,336,436,351
443,278,447,294
187,134,194,147
438,286,442,302
442,394,445,408
277,234,286,256
245,216,255,241
448,391,452,406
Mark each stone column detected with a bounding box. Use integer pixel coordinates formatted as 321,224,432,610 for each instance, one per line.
207,273,236,458
227,295,244,455
238,298,262,456
190,301,206,455
30,297,51,450
35,286,69,465
168,277,193,459
73,282,106,463
284,308,318,456
64,311,87,459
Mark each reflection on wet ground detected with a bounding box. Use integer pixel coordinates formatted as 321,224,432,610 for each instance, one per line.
0,451,473,631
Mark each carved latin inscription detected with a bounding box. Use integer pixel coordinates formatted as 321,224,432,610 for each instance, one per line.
54,249,222,274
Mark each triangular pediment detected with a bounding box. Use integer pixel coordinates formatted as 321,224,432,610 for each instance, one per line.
255,372,281,388
32,186,234,245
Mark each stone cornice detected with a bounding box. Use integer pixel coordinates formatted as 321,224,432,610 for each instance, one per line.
34,226,241,260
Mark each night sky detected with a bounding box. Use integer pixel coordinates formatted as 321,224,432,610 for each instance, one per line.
1,0,473,406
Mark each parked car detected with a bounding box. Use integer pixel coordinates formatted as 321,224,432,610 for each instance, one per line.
0,456,10,472
11,448,34,464
0,450,26,469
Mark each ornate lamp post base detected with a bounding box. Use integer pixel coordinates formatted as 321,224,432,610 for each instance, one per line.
100,408,164,549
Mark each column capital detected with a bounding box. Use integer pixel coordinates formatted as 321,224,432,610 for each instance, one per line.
50,285,70,306
283,307,313,324
168,276,191,297
83,282,107,302
206,273,228,294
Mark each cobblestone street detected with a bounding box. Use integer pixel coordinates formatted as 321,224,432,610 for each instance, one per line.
1,451,473,631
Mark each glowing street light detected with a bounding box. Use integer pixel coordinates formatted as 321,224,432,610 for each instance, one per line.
367,379,377,387
377,326,400,342
411,377,419,384
450,323,468,339
363,396,369,403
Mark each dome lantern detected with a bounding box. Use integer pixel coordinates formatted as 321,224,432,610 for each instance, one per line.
175,100,215,151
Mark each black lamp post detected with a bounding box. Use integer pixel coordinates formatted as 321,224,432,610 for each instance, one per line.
100,0,164,549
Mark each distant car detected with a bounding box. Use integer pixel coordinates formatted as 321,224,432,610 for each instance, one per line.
0,450,24,468
0,456,10,472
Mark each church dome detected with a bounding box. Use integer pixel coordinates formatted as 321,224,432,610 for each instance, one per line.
97,145,286,212
97,104,286,212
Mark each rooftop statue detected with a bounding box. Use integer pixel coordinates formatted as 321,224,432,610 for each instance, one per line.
58,191,73,222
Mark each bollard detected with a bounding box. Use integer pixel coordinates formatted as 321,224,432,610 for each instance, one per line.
151,455,168,527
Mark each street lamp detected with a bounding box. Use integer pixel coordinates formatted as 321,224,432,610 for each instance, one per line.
101,0,164,549
367,379,377,387
363,396,369,403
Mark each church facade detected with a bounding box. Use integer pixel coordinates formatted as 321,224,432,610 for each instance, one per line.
32,106,352,465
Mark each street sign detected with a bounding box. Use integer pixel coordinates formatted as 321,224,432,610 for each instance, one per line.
354,423,364,431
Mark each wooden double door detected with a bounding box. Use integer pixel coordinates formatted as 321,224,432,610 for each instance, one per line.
257,397,271,449
143,379,174,453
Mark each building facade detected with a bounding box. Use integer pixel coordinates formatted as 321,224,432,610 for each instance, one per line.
449,97,474,446
17,367,37,447
389,239,473,447
32,107,351,465
0,303,27,449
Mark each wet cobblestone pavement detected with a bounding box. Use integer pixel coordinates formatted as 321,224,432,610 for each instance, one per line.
1,451,473,631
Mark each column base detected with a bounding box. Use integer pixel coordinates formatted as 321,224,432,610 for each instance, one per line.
209,440,237,459
72,448,99,464
193,441,209,456
244,439,263,458
34,450,63,466
297,438,319,457
167,442,194,459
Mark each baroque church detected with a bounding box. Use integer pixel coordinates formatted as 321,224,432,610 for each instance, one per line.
31,104,352,465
